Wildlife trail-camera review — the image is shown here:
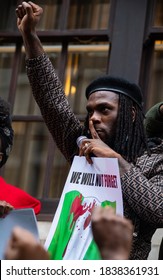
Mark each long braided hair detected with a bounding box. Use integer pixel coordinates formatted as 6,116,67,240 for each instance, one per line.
114,94,149,162
82,94,149,163
0,97,14,167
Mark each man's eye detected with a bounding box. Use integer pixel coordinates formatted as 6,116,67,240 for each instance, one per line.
101,107,109,113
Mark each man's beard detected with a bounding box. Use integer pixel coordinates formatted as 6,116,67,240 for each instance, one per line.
104,135,116,149
86,126,116,150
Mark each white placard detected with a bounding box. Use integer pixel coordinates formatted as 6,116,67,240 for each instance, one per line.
45,156,123,260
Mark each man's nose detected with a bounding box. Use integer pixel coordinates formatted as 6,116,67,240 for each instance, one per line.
90,111,101,122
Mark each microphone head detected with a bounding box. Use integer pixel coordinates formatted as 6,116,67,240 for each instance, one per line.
76,136,87,147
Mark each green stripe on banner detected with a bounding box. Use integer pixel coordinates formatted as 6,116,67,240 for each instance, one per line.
48,191,81,260
84,200,116,260
48,190,116,260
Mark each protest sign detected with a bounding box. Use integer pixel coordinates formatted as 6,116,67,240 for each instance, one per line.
45,156,123,260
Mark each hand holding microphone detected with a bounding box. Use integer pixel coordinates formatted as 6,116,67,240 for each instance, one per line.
76,131,119,162
76,120,116,162
76,135,88,148
76,135,93,164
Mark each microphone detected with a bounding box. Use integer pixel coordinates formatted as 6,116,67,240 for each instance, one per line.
77,136,95,160
76,136,88,147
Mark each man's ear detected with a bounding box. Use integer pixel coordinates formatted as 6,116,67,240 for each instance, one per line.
132,106,136,122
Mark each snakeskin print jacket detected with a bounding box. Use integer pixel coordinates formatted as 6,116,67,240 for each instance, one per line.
26,53,163,260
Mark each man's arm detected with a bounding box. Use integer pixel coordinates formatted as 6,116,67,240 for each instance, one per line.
16,2,82,162
121,152,163,227
16,1,44,58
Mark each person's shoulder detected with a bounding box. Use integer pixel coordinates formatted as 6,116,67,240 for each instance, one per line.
137,138,163,164
147,137,163,152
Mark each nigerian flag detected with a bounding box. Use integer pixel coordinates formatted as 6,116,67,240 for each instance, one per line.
48,190,116,260
45,156,123,260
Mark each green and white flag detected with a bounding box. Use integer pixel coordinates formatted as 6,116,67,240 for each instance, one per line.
45,156,123,260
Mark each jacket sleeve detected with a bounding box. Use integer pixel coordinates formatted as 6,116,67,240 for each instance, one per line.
121,151,163,227
26,53,82,163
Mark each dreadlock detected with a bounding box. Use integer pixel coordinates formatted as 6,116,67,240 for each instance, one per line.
82,94,149,163
0,97,14,167
114,94,149,163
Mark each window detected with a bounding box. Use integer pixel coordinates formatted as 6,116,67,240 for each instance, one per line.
0,0,17,31
4,121,49,197
67,0,110,29
146,41,163,109
35,0,63,30
0,46,15,100
65,43,109,114
153,0,163,26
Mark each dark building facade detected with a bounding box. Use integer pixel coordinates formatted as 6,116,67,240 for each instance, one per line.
0,0,163,220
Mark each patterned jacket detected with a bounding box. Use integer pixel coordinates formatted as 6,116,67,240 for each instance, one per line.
26,53,163,259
